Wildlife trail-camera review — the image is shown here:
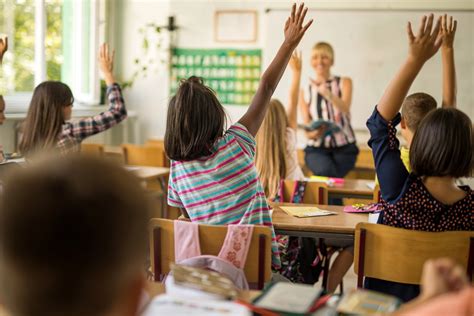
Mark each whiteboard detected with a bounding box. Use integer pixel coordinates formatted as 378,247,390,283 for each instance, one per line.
263,10,474,130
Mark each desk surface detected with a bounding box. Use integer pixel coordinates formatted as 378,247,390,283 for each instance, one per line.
327,179,375,197
126,166,170,180
271,203,368,235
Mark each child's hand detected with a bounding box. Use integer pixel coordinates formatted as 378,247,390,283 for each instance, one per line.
420,258,468,301
440,14,457,49
0,36,8,64
289,51,302,74
284,3,313,49
99,43,116,85
407,14,442,64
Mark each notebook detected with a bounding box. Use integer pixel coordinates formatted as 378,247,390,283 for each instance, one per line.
253,282,322,315
279,206,336,218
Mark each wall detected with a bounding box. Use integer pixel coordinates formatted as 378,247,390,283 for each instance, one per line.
118,0,473,144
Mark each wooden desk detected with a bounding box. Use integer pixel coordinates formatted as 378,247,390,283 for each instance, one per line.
126,166,170,217
327,179,375,201
271,203,368,242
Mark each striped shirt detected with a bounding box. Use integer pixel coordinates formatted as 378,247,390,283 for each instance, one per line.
307,76,356,148
58,84,127,154
168,123,281,268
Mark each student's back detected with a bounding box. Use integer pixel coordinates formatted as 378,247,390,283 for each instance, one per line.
165,4,313,270
0,155,150,316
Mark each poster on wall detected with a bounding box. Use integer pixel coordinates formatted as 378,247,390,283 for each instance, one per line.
170,48,262,106
214,10,258,43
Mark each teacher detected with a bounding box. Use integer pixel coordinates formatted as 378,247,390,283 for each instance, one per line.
300,42,358,178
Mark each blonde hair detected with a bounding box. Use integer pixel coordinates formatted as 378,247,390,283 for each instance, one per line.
255,99,289,198
312,42,334,62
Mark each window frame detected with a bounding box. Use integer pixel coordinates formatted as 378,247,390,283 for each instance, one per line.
4,0,103,113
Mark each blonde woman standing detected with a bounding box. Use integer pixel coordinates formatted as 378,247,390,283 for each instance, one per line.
256,51,305,198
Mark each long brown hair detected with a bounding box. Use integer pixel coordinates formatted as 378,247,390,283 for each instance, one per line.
255,99,289,198
19,81,74,156
165,76,227,161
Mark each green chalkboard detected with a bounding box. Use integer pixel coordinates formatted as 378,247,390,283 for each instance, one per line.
170,48,262,105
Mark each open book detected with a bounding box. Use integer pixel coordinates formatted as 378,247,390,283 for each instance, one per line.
279,206,336,218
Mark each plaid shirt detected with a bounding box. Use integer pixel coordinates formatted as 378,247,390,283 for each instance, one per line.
58,84,127,154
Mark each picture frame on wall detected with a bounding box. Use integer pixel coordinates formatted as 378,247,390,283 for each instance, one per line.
214,10,258,43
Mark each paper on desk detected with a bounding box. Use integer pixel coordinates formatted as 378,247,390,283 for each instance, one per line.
279,206,336,218
366,181,376,190
141,295,251,316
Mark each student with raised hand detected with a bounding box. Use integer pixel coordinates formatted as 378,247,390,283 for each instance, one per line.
255,51,305,199
366,14,473,302
0,155,150,316
19,43,127,157
165,3,313,269
374,14,457,184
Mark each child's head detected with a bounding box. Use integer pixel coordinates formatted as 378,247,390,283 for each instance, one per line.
410,108,473,178
255,99,289,198
400,93,437,145
19,81,74,155
0,155,150,316
0,95,5,124
311,42,334,75
165,76,227,161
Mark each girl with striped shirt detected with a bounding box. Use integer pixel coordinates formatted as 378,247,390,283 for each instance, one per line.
165,3,313,269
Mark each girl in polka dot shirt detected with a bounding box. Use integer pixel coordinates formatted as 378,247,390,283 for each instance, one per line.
365,14,473,302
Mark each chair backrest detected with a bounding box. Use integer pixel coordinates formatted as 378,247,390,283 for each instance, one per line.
80,143,104,156
281,179,328,204
149,218,272,289
122,144,165,167
373,185,380,203
146,139,169,167
354,223,474,287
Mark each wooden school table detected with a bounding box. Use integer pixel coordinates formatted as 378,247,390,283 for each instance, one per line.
125,166,170,217
271,203,369,242
327,179,375,201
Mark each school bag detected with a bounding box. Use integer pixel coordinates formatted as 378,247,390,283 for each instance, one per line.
170,220,254,290
274,180,326,284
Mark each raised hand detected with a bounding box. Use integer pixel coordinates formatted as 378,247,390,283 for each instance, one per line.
440,14,457,49
407,14,442,64
0,36,8,64
284,3,313,48
99,43,116,86
289,50,302,74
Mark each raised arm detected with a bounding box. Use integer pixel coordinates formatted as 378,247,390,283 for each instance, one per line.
65,43,127,140
238,3,313,136
299,89,312,124
440,14,457,108
377,14,442,121
0,36,7,65
287,51,302,130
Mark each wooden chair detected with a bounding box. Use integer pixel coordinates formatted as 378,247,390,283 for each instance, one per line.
280,179,328,204
80,143,104,156
145,139,169,167
373,184,380,203
122,144,165,167
149,218,272,289
354,223,474,287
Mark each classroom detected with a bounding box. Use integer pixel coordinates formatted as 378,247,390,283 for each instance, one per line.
0,1,472,315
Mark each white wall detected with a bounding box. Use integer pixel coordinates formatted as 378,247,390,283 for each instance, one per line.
116,0,474,143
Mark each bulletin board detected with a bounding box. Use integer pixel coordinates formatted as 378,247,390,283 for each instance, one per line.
170,48,262,105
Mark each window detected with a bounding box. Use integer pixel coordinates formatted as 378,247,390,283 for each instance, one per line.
0,0,102,110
